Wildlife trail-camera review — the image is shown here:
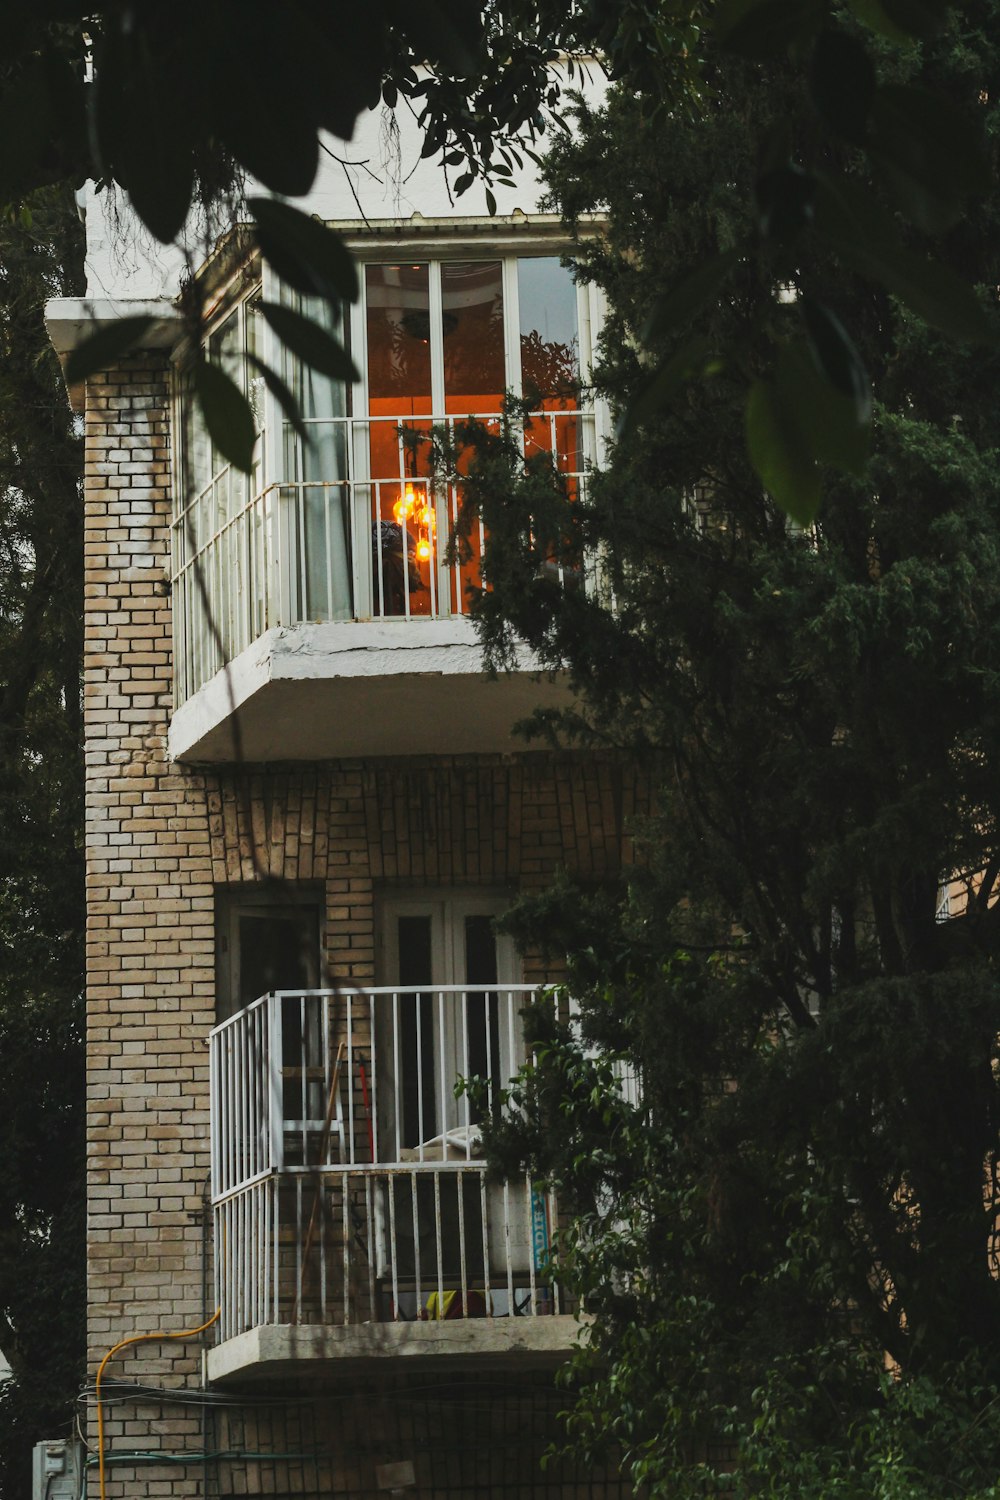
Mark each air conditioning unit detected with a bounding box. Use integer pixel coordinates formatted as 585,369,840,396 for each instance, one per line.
32,1439,82,1500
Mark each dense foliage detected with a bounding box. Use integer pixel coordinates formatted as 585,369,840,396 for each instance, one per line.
462,6,1000,1495
0,188,85,1495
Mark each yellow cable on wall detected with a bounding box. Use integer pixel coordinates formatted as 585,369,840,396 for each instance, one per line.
94,1307,220,1500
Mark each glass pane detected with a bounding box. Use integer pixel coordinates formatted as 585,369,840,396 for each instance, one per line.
366,264,433,412
518,256,581,474
282,292,353,622
517,256,579,398
182,369,212,529
440,262,504,614
398,915,436,1147
366,264,434,617
442,261,505,417
238,912,319,1012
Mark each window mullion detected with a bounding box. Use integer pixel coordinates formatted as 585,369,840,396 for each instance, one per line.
351,279,371,617
428,265,446,615
260,260,282,491
502,257,522,401
428,264,446,418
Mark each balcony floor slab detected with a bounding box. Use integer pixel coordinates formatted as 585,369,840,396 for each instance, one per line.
170,619,569,762
207,1316,583,1385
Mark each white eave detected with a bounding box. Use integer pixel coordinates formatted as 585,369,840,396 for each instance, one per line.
45,296,181,410
44,295,181,353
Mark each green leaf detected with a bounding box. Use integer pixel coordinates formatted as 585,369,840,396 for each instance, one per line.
746,378,822,525
878,0,944,35
715,0,824,59
193,362,257,475
485,187,497,216
64,317,156,385
249,198,358,301
815,174,995,343
776,337,871,477
869,85,992,235
641,248,743,345
843,0,914,39
246,353,309,445
258,301,359,381
809,29,876,145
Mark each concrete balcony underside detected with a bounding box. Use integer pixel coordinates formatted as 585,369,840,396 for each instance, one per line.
207,1316,583,1385
169,619,569,762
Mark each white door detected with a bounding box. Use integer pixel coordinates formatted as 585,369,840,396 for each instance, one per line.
375,891,520,1157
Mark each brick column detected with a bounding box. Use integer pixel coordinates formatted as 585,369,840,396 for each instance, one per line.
84,354,213,1491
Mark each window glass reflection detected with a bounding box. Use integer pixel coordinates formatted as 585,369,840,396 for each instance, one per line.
517,257,579,404
442,261,505,416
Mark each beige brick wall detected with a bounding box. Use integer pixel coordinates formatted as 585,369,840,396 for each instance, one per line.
83,353,641,1496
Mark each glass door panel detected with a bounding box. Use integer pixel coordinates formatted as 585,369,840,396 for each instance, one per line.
365,263,434,616
376,893,518,1153
441,261,505,613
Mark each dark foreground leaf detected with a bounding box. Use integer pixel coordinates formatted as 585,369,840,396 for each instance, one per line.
193,362,257,474
259,301,359,382
249,198,358,302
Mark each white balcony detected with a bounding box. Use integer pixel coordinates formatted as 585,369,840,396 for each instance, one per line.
208,985,578,1383
168,410,586,763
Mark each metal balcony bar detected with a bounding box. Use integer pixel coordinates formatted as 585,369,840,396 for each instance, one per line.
171,409,592,705
209,986,562,1342
213,1165,561,1340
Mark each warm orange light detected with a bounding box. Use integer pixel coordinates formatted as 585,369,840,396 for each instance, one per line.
417,539,432,561
393,484,419,526
418,505,435,531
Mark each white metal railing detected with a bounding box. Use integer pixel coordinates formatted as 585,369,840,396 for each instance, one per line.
209,986,564,1342
173,408,592,705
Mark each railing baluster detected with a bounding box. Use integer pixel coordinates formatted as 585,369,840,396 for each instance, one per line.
295,1177,304,1323
364,1174,376,1324
392,990,401,1163
434,1170,444,1317
346,992,354,1165
388,1173,399,1320
437,989,447,1140
369,989,379,1164
342,1170,350,1326
503,1178,514,1316
526,1170,537,1316
480,1173,491,1318
457,1168,468,1314
411,1171,421,1318
550,1186,560,1315
462,986,471,1156
415,990,425,1162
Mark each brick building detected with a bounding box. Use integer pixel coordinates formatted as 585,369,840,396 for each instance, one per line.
48,93,641,1499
